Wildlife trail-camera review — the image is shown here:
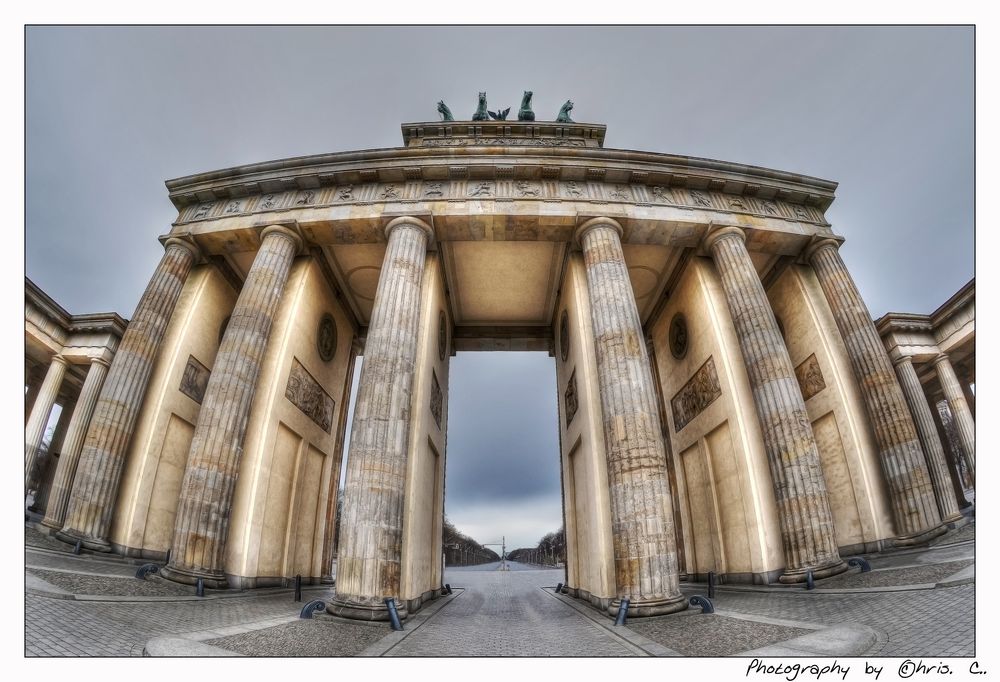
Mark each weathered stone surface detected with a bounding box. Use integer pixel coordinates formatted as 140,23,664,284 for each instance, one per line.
794,353,826,401
58,239,199,551
41,358,110,530
807,239,943,544
284,357,334,432
330,217,432,621
576,217,686,617
707,227,844,582
933,354,975,481
161,225,301,588
670,356,722,432
25,355,68,491
893,356,962,522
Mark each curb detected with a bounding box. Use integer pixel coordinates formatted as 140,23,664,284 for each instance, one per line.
740,623,880,657
360,588,464,656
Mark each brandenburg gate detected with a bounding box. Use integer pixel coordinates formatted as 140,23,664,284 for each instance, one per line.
30,102,972,622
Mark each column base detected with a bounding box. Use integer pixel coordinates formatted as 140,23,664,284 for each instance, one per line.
778,558,848,584
159,564,229,589
54,528,112,552
327,596,409,622
893,522,948,548
39,517,64,532
607,593,688,618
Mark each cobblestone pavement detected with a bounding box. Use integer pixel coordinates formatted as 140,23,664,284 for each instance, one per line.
709,583,975,656
628,613,812,656
386,563,637,656
207,618,388,656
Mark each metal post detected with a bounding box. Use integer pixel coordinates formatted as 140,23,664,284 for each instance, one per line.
805,569,815,590
384,597,404,631
73,540,82,555
196,577,205,598
294,574,302,602
708,571,716,599
614,598,630,626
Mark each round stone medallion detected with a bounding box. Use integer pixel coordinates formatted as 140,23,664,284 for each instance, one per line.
318,314,337,362
438,310,447,361
559,310,570,362
669,313,688,360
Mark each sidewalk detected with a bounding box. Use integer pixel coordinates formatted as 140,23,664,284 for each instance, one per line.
24,521,975,657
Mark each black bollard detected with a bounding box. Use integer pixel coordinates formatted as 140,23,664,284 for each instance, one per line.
384,598,404,631
708,571,716,599
805,569,815,590
73,540,82,555
135,563,160,580
444,583,452,595
556,583,563,594
847,557,871,573
196,577,205,598
614,598,630,626
294,574,302,602
299,600,326,619
165,548,171,565
689,595,715,614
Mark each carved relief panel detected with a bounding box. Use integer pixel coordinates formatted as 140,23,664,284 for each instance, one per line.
565,369,579,428
179,355,210,404
285,358,335,433
671,356,722,432
794,354,826,401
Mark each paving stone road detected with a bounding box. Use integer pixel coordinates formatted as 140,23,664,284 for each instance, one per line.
386,562,638,657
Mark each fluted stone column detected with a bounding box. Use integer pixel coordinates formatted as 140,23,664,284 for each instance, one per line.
41,358,111,531
57,238,200,550
576,217,686,617
329,217,432,621
161,226,301,588
706,227,845,582
933,354,975,482
25,355,68,491
892,356,962,523
806,239,943,544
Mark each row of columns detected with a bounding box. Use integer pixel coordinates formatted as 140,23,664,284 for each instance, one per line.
32,216,972,621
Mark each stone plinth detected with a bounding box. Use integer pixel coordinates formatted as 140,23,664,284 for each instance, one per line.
706,227,845,582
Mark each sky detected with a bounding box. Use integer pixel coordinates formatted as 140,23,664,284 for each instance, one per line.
23,26,974,550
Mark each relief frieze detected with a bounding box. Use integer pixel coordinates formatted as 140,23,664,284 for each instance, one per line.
671,356,722,432
794,354,826,401
430,370,443,429
177,180,825,225
565,369,579,427
285,358,335,433
179,355,210,404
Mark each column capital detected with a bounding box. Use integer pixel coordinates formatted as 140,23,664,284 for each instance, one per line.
50,354,69,368
932,353,952,367
890,352,914,368
574,216,623,247
384,216,434,242
163,236,203,262
702,225,746,253
803,237,844,263
90,357,112,370
260,224,304,252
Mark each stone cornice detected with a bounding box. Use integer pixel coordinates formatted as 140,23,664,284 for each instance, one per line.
875,312,934,337
930,277,974,326
25,277,128,338
165,127,838,218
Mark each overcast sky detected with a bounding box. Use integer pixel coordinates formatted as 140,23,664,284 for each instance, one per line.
25,26,974,550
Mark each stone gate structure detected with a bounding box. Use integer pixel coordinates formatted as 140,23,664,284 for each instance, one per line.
26,117,975,621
